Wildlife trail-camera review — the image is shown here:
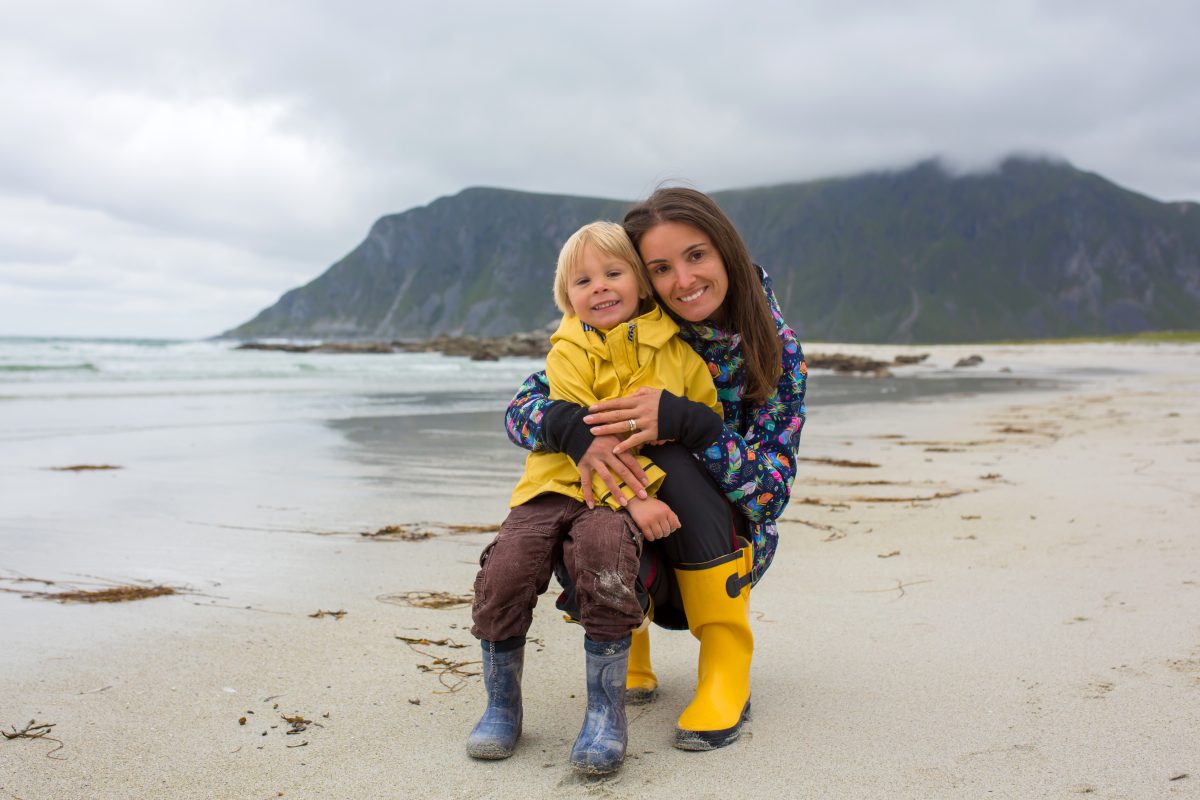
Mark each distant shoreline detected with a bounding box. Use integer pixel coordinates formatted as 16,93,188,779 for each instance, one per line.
4,328,1198,347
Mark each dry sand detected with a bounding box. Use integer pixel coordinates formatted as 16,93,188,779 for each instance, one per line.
2,342,1198,799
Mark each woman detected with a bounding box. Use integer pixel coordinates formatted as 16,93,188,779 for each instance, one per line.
505,187,807,750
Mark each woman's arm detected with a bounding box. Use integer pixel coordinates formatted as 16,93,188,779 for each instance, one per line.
697,331,807,523
504,368,649,505
594,330,806,523
504,370,553,452
545,345,665,509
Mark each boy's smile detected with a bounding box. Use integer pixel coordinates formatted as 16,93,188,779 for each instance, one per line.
567,242,645,330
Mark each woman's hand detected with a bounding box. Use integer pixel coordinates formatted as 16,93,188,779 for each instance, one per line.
584,386,664,455
626,497,680,541
577,435,650,509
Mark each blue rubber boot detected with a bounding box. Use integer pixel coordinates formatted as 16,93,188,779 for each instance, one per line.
569,635,630,775
466,640,524,759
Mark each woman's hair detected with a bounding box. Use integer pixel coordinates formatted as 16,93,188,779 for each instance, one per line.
552,221,651,317
623,188,782,401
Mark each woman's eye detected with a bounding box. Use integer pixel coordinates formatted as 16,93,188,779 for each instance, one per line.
689,250,704,262
651,264,670,275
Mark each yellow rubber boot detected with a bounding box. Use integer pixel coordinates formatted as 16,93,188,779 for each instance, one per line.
625,615,657,705
673,545,753,750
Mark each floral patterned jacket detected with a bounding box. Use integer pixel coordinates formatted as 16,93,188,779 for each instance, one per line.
504,266,807,583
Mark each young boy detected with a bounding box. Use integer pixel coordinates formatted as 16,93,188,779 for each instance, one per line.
467,221,722,774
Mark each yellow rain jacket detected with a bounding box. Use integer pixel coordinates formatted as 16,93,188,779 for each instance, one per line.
510,304,723,510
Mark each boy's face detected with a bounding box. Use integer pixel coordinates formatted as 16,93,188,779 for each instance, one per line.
567,242,645,330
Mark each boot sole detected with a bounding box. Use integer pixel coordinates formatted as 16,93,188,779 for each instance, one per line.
466,742,518,760
570,757,625,775
624,686,657,705
466,724,522,760
672,699,751,751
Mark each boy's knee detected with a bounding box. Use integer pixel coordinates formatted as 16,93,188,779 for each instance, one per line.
572,525,638,576
575,566,642,641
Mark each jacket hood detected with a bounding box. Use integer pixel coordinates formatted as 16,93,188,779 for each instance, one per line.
550,303,680,356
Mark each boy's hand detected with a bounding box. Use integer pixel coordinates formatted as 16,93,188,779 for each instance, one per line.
577,435,649,508
626,497,680,541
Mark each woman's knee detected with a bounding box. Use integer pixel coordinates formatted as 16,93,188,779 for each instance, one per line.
642,444,739,563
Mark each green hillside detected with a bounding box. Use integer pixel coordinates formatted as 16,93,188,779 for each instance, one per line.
223,158,1200,343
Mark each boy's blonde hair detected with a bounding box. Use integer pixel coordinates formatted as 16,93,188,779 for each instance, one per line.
553,221,653,316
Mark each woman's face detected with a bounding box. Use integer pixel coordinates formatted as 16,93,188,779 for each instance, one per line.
639,221,729,325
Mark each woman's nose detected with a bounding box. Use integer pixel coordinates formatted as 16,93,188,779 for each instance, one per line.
673,263,696,288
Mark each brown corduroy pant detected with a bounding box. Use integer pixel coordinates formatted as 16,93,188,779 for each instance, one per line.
470,492,643,643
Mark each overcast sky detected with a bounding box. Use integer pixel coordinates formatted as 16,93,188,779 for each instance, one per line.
2,0,1197,339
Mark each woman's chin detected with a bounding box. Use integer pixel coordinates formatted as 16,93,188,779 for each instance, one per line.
671,303,720,325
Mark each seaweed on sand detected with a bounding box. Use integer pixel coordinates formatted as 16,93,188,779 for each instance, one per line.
362,522,501,541
376,590,474,610
799,456,880,468
396,637,479,692
52,585,176,603
781,517,847,542
308,609,347,620
0,575,178,603
47,464,122,471
2,720,65,759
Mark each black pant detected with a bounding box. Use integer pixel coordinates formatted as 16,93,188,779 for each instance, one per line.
556,443,745,631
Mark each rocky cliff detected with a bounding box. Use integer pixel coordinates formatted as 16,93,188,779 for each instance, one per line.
222,158,1200,343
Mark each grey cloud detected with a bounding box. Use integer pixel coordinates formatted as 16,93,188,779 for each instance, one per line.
1,0,1198,336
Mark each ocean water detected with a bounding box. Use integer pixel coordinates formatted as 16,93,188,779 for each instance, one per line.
0,336,544,410
0,334,1059,505
0,335,1051,418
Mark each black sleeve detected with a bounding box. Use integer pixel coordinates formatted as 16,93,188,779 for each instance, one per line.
658,391,726,452
541,400,594,463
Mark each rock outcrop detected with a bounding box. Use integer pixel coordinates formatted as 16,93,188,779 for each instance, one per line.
222,159,1200,344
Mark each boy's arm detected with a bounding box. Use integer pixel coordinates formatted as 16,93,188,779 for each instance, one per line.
507,367,651,506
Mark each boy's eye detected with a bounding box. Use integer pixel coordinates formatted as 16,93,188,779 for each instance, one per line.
606,270,623,279
574,277,589,286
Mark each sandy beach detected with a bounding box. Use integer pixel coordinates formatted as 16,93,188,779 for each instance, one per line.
2,342,1198,799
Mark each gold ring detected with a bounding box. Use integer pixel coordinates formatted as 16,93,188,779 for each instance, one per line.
627,418,638,433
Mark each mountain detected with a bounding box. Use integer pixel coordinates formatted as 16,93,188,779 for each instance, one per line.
222,157,1200,343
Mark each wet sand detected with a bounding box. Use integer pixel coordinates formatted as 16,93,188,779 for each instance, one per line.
2,342,1198,798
